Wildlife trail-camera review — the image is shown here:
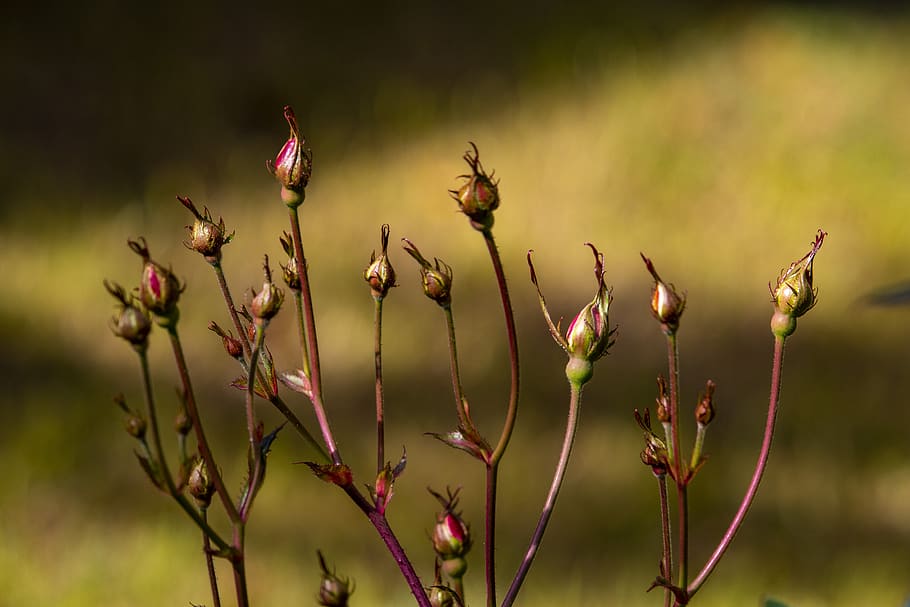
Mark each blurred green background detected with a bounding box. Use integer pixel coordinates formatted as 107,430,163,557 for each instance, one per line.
2,2,909,606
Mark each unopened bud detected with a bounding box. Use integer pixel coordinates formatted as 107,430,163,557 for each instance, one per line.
208,322,244,359
564,244,614,386
250,256,284,321
449,142,500,231
317,551,353,607
402,239,453,306
770,229,826,338
105,281,152,348
364,224,396,300
278,231,301,290
641,254,685,334
428,585,458,607
267,105,313,207
187,458,215,508
695,380,716,426
174,401,193,436
429,487,471,577
178,196,233,261
128,238,183,323
124,412,147,439
655,376,670,423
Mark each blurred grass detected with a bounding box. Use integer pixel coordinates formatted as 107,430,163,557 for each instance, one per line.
2,5,910,606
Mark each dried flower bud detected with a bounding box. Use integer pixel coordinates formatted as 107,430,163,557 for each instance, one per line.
364,224,397,300
402,238,453,306
208,321,245,359
250,256,284,321
278,231,301,291
450,142,500,231
655,376,670,424
105,281,152,348
124,412,147,440
178,196,233,261
641,254,686,334
187,457,215,508
268,105,313,207
770,229,826,338
317,551,354,607
695,380,716,426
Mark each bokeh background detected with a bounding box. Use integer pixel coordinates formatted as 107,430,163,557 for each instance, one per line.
2,2,909,605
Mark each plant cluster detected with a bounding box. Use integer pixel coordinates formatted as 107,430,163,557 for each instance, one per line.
106,105,825,606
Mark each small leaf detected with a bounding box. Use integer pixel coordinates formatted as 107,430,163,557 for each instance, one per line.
427,429,488,462
302,462,353,487
278,369,313,400
229,376,270,400
392,446,407,478
260,422,286,457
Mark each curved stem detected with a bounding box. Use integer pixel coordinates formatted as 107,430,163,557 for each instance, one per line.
167,327,241,523
484,229,520,466
443,305,470,430
374,297,386,472
501,383,582,607
288,206,342,464
687,335,787,598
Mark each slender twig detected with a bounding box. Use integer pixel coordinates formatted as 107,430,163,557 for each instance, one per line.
485,462,498,607
288,205,342,464
201,508,222,607
687,335,788,598
137,349,229,551
501,383,582,607
340,485,433,607
212,261,252,355
374,297,386,472
665,333,688,591
657,473,672,607
230,530,249,607
293,289,312,378
167,326,241,523
443,305,470,430
239,323,266,521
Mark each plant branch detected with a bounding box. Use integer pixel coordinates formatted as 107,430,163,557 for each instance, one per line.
374,297,386,472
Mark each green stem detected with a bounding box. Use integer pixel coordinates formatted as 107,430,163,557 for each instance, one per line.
690,423,707,472
501,383,583,607
658,473,672,607
443,305,470,430
294,289,312,378
687,335,788,599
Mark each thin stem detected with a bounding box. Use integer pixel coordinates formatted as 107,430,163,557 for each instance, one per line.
443,305,470,430
201,507,222,607
690,424,707,472
212,260,324,458
137,348,229,552
288,205,342,464
167,326,241,523
657,474,672,607
239,323,266,521
453,576,465,606
374,297,385,472
484,229,520,466
485,462,498,607
293,289,312,378
501,383,583,607
665,333,688,590
340,485,433,607
687,335,788,598
231,527,249,607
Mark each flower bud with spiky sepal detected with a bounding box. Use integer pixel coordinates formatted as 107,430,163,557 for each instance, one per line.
641,254,686,335
278,231,301,291
187,457,215,508
770,229,826,338
105,280,152,350
267,105,313,208
208,321,244,359
250,256,284,322
695,379,716,427
402,238,453,307
364,224,397,300
178,196,233,263
316,551,354,607
449,142,500,231
429,487,472,579
128,238,183,327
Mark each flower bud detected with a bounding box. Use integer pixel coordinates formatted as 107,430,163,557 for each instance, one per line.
124,412,147,440
429,487,471,576
695,380,716,426
641,254,686,334
174,400,193,436
187,457,215,508
250,256,284,321
655,376,670,424
564,244,614,385
268,105,313,207
105,280,152,348
178,196,233,262
364,224,397,300
128,238,183,324
278,231,301,291
450,142,500,231
428,585,458,607
317,551,353,607
402,238,453,306
770,229,826,337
